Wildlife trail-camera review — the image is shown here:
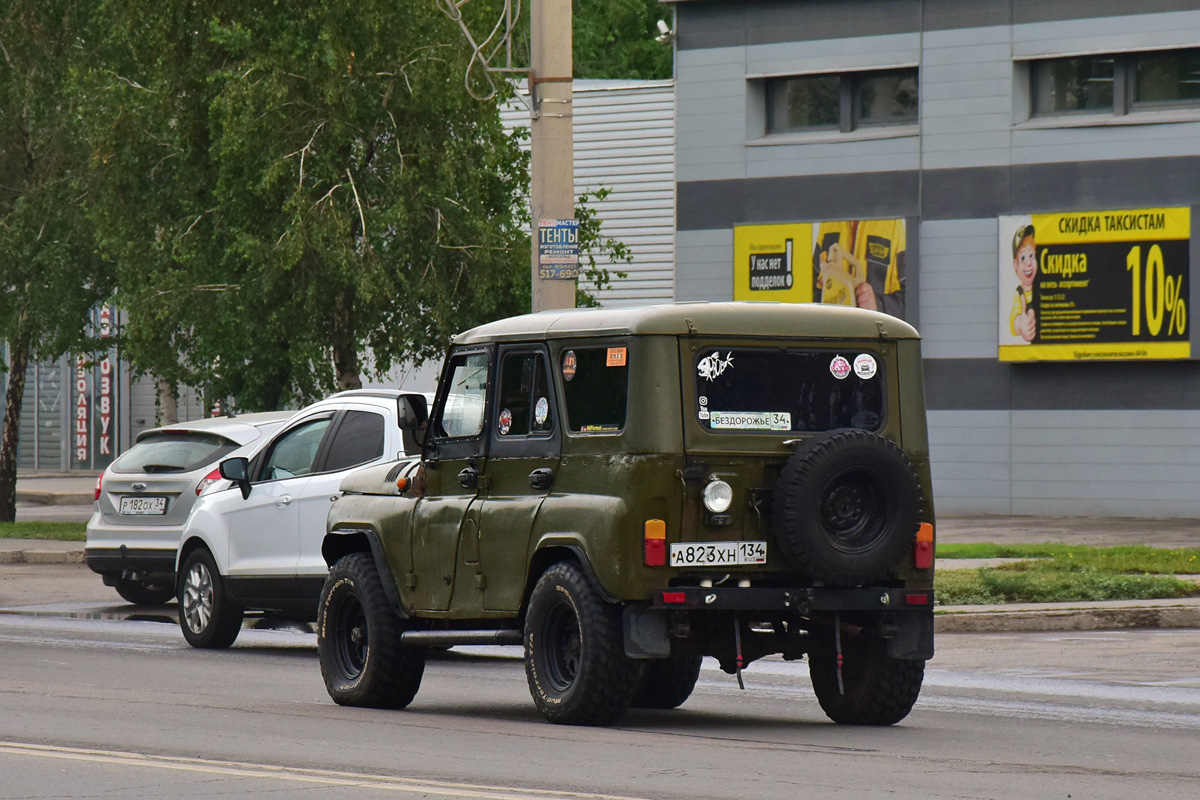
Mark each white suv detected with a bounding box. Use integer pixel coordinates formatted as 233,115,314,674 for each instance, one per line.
175,389,428,648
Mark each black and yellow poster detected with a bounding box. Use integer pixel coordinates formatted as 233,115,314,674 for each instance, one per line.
998,208,1190,361
734,219,908,319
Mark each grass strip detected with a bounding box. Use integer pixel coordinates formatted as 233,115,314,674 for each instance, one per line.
937,562,1200,605
0,522,88,541
937,542,1200,575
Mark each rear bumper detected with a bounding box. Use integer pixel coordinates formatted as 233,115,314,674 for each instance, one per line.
646,585,935,661
85,547,177,584
651,585,934,613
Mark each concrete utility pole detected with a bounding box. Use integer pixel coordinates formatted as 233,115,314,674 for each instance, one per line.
529,0,576,312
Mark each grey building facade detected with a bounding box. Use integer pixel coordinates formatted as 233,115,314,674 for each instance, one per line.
669,0,1200,517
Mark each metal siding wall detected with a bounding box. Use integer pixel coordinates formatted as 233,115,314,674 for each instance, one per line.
676,229,733,301
674,1,1200,517
918,219,1003,359
502,80,676,306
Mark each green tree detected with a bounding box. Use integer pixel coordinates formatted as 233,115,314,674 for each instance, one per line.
83,1,531,410
573,0,672,80
0,1,114,520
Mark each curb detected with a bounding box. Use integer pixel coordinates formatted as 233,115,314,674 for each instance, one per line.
936,603,1200,633
0,548,85,565
15,491,93,507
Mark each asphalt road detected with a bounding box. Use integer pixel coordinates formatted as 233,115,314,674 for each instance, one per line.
2,565,1200,799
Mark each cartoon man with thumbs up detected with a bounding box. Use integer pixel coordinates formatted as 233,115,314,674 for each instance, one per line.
1009,224,1038,343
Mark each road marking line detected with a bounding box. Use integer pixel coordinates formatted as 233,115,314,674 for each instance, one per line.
0,741,650,800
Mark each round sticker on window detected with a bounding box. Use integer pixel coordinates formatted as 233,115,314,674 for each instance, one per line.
534,396,549,426
853,353,878,379
498,408,513,435
830,355,852,380
562,350,577,381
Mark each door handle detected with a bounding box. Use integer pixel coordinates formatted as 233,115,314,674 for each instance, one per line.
529,468,554,491
274,495,293,507
458,467,479,490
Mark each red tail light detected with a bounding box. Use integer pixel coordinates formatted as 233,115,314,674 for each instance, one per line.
94,472,103,502
914,522,934,569
196,468,222,496
644,519,667,566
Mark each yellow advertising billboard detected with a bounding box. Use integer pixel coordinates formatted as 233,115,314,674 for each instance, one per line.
998,208,1190,361
734,219,908,319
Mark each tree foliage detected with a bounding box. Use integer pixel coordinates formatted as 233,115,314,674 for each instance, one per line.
573,0,672,80
82,1,532,410
0,0,114,519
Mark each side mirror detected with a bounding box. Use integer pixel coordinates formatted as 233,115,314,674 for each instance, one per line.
398,394,430,455
219,456,252,500
397,394,429,430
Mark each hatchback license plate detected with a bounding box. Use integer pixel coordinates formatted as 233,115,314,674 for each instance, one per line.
119,496,167,515
669,540,767,567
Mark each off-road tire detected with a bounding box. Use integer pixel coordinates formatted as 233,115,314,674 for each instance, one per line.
115,579,175,606
318,552,424,709
524,561,638,726
632,649,704,709
178,549,244,649
808,630,924,725
773,429,921,585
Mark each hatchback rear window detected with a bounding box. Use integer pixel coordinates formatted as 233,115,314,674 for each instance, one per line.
110,432,237,474
694,347,885,433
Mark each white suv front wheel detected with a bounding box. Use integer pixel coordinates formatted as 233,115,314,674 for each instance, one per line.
178,548,244,649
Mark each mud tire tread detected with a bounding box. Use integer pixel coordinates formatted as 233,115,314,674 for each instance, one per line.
524,561,637,726
809,633,924,725
632,650,704,709
318,552,424,709
772,429,921,585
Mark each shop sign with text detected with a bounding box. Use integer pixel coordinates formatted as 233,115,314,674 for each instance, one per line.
999,208,1190,361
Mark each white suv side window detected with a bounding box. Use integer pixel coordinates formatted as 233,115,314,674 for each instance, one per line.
441,353,489,438
261,418,332,480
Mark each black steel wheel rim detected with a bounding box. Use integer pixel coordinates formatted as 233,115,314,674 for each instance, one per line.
331,591,368,680
540,600,581,692
819,467,886,552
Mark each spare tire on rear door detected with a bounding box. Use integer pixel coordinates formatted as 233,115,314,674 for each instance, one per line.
771,429,921,585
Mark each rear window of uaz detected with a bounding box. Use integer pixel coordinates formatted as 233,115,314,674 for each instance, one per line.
694,347,885,433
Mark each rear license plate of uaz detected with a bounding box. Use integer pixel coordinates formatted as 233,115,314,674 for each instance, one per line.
669,540,767,567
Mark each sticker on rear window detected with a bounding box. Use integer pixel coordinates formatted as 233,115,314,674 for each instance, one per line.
853,353,877,379
498,408,513,435
830,355,851,380
562,350,577,381
709,411,791,431
697,351,734,382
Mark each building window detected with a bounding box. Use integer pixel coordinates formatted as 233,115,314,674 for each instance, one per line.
1031,48,1200,117
1135,49,1200,109
765,68,918,134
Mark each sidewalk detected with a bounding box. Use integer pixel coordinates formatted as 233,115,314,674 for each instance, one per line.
4,472,1200,632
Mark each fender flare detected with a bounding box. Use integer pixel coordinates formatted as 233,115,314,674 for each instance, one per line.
323,526,410,619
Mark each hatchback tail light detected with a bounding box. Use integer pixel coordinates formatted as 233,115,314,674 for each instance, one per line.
196,468,222,496
94,472,104,502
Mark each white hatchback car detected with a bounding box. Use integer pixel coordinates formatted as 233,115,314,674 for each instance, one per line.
175,389,429,648
85,411,293,604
